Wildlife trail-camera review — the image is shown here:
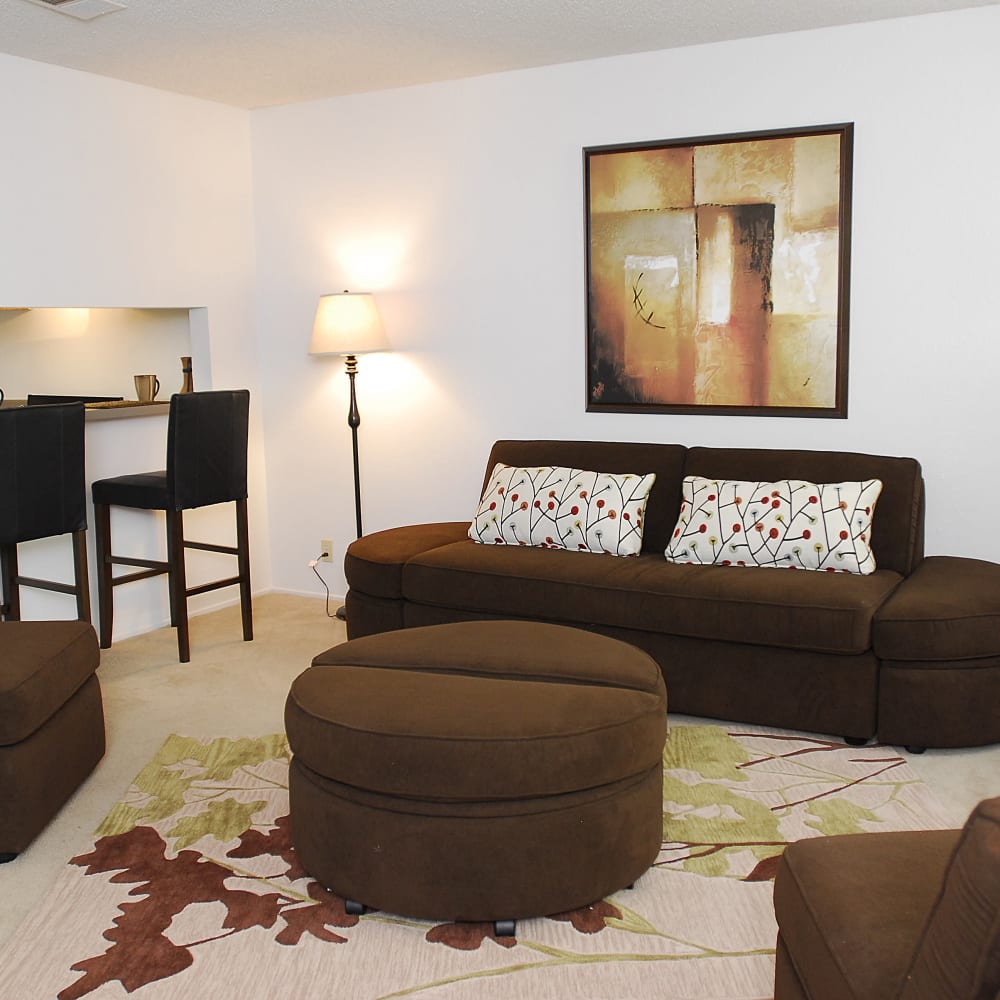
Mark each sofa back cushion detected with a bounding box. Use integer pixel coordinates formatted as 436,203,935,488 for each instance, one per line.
684,447,924,576
484,441,687,555
897,795,1000,1000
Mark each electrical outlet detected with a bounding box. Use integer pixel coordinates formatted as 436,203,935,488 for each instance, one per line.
320,540,333,563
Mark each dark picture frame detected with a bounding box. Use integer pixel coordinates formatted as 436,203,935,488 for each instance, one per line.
585,123,853,417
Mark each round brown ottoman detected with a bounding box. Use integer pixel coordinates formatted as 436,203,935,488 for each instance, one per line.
284,620,667,930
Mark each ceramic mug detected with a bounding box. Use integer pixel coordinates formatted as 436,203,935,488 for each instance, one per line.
134,374,160,403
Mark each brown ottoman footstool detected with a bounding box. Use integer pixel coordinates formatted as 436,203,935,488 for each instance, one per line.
284,620,667,931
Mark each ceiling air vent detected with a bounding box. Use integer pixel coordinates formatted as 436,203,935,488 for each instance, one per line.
22,0,125,20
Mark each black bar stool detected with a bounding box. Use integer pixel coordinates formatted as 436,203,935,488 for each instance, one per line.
91,389,252,663
0,401,91,622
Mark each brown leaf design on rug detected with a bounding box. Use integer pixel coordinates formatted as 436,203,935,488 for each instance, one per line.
547,899,622,933
743,853,783,882
275,882,359,945
227,813,306,880
61,826,285,999
426,921,517,950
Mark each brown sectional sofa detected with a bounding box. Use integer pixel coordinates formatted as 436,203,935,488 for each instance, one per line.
344,439,1000,750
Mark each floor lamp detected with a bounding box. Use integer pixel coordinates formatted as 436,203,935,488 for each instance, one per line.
309,290,390,619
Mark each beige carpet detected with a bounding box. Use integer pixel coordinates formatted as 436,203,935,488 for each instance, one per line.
1,593,998,998
0,724,953,999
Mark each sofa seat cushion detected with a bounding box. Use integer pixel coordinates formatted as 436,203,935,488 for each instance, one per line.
774,829,959,1000
874,555,1000,661
345,522,471,600
402,543,903,654
289,621,666,802
0,620,101,746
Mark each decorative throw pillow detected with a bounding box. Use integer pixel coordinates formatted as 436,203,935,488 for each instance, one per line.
665,476,884,574
469,464,656,556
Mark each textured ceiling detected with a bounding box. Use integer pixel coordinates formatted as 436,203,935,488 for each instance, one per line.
0,0,995,108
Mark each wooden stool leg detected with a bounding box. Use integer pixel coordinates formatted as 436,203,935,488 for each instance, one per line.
236,498,253,641
0,542,19,621
168,510,190,663
93,504,113,648
164,511,180,628
72,529,92,624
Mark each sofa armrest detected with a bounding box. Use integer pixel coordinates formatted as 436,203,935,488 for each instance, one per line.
345,522,471,601
899,796,1000,1000
773,828,958,1000
0,620,100,744
874,556,1000,661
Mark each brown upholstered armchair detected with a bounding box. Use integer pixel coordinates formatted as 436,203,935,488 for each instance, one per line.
0,620,105,860
773,796,1000,999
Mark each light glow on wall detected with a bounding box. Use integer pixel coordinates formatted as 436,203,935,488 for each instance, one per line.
330,231,412,291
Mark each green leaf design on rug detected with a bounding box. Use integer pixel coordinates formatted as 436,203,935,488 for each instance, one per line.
167,796,269,850
657,726,930,880
96,733,289,838
603,903,661,937
805,797,883,836
661,725,782,877
663,724,752,782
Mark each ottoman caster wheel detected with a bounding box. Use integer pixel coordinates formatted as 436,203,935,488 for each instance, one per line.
345,899,366,916
844,736,868,746
0,853,17,864
494,919,516,938
905,745,927,755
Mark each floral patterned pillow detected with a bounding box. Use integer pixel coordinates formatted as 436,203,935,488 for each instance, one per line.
665,476,884,574
469,464,656,556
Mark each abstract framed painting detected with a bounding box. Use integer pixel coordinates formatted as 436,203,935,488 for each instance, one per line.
585,122,853,417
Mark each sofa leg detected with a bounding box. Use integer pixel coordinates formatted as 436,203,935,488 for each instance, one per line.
494,919,516,938
344,899,366,916
905,745,927,755
0,852,17,864
844,736,868,746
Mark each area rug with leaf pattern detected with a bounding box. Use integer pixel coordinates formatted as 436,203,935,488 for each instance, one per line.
0,725,951,1000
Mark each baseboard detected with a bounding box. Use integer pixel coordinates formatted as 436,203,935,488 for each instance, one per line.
270,585,347,603
106,587,279,644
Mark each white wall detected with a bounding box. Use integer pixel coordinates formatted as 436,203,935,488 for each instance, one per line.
0,54,270,635
252,6,1000,602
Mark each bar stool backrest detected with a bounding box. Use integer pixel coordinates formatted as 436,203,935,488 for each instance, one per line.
0,402,86,544
166,390,250,512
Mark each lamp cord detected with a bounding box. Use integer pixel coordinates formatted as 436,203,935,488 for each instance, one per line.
309,552,337,618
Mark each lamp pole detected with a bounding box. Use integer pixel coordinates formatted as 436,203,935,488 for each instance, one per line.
345,354,363,539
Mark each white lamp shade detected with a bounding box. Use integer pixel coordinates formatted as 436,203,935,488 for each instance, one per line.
309,291,389,356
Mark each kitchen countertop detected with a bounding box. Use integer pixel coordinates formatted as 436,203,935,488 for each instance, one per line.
0,399,170,420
